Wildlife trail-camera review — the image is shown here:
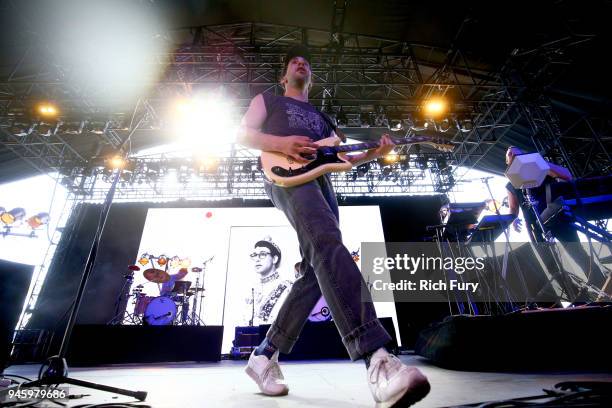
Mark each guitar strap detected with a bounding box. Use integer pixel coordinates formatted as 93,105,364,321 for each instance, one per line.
317,110,347,142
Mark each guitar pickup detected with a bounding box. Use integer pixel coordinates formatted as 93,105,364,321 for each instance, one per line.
299,153,317,161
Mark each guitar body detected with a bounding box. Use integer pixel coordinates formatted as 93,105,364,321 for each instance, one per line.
260,134,453,188
260,136,351,187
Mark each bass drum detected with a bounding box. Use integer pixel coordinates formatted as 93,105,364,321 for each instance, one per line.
308,296,331,322
144,296,177,326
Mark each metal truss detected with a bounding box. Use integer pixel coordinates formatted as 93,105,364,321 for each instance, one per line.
64,148,465,202
1,16,604,197
0,20,506,186
501,35,610,177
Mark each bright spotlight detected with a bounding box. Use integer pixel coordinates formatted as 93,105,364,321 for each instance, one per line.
195,156,221,173
422,98,448,118
382,153,400,165
107,156,126,170
38,103,58,117
172,93,237,154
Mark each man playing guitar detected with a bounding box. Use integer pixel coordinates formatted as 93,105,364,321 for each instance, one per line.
237,44,430,407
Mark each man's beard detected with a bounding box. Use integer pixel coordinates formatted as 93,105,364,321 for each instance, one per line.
288,76,310,90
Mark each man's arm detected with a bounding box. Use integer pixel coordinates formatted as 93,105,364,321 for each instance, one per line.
547,162,572,181
345,133,394,166
236,94,318,163
507,189,523,232
507,189,520,216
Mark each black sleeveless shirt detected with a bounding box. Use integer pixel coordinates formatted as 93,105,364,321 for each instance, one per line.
260,93,332,141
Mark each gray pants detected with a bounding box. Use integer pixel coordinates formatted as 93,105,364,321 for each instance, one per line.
264,175,391,360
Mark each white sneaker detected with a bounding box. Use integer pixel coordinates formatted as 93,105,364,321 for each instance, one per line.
367,349,430,407
245,350,289,396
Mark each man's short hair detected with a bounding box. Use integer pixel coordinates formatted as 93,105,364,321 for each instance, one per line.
254,237,281,268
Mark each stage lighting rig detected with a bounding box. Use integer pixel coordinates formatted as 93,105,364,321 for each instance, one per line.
36,121,59,137
436,117,452,132
410,118,428,132
456,115,474,132
88,121,110,135
9,121,32,137
360,112,373,127
336,110,348,127
60,121,85,135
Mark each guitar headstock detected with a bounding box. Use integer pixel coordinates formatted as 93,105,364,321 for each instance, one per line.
421,141,455,153
395,135,454,153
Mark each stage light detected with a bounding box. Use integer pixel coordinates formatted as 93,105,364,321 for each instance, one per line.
88,121,110,135
196,156,220,174
36,122,59,137
107,156,126,170
38,103,58,117
1,208,26,225
389,120,403,131
10,121,32,137
422,97,448,118
382,153,400,165
26,212,50,229
437,118,452,132
411,118,428,131
360,113,373,128
172,93,237,154
459,118,474,132
61,121,85,135
356,163,369,177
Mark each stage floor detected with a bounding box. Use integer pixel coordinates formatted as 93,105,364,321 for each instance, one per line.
4,354,611,407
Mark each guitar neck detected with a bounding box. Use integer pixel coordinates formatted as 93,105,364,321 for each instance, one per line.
333,137,432,153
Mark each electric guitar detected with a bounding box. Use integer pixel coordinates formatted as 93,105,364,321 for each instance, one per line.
260,135,454,187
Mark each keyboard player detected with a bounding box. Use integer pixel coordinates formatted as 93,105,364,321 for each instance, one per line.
504,146,606,295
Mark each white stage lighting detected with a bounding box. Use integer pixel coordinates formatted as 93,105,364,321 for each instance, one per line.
172,93,237,154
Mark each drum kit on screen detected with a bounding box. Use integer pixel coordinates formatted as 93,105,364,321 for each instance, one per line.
119,254,213,326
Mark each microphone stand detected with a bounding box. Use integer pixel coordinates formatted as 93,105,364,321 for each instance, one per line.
249,288,255,327
16,166,147,401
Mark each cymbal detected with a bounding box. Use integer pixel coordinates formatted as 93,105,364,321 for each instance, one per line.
143,268,170,283
191,267,203,273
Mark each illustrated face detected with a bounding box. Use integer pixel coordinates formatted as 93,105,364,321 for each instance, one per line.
251,245,277,275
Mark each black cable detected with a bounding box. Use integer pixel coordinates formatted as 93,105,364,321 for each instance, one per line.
0,374,33,382
71,404,151,408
